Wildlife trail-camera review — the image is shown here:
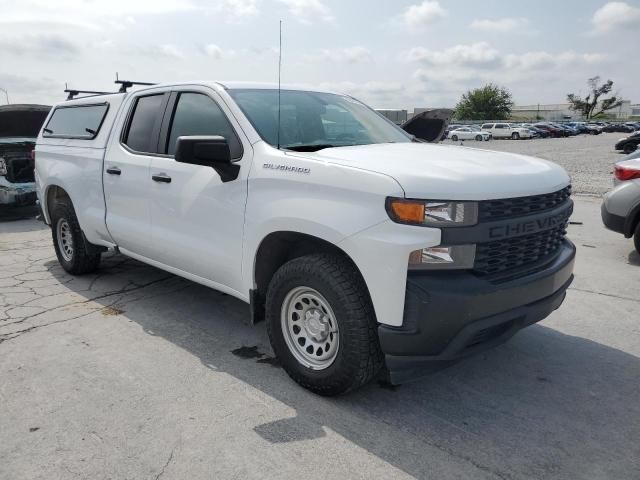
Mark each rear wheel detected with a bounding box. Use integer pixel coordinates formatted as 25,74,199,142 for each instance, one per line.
451,135,458,141
475,134,482,141
266,253,383,396
512,132,520,140
634,222,640,255
51,202,101,274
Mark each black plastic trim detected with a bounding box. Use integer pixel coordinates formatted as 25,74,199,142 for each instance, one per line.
601,203,627,235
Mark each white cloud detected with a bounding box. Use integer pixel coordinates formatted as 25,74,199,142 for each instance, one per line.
310,46,372,64
223,0,259,17
203,44,224,59
278,0,333,24
0,33,81,59
470,17,528,33
402,1,446,33
406,42,501,69
504,51,604,71
592,2,640,33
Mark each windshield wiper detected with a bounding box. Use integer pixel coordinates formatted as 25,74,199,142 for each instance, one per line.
283,144,337,152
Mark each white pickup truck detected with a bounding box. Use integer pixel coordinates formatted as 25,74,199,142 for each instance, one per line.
35,81,575,395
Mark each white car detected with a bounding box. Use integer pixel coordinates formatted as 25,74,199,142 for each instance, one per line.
448,127,491,141
35,80,575,395
481,122,533,139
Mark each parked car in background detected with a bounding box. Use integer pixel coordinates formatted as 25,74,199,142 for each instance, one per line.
534,123,565,137
448,127,491,141
615,131,640,154
0,104,51,215
602,153,640,253
549,123,577,136
481,122,533,139
522,124,550,138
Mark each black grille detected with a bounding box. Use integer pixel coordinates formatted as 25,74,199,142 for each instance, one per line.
474,223,568,277
479,186,572,222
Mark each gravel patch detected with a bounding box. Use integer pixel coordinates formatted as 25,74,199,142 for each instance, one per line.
442,132,629,196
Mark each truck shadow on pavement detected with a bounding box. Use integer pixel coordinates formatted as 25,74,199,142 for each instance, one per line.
44,253,640,479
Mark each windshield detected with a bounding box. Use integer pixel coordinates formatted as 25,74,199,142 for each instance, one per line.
228,89,411,150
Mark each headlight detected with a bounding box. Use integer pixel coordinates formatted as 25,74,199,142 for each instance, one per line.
0,157,7,176
386,198,478,227
408,244,475,270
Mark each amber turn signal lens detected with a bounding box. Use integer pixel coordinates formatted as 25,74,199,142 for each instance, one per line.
388,200,425,224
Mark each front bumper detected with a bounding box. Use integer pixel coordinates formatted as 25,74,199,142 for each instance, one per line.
379,239,576,384
601,203,626,235
0,177,37,207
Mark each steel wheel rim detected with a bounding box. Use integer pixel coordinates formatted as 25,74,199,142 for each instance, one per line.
56,218,74,262
281,286,339,370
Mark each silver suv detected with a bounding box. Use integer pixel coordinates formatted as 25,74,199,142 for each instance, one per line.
601,150,640,253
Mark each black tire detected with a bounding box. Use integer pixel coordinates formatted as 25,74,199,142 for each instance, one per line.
451,135,458,141
51,201,101,275
475,134,482,141
623,143,637,154
512,132,520,140
634,222,640,255
266,253,383,396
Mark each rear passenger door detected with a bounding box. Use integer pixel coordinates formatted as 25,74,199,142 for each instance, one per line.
104,91,169,255
147,87,250,294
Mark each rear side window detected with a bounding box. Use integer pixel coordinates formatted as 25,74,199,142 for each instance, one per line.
43,104,108,139
165,92,242,159
123,94,165,153
481,124,492,129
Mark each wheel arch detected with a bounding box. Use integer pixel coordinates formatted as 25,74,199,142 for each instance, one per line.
44,184,72,225
250,231,372,324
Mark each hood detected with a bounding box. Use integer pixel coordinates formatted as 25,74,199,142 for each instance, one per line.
293,143,570,200
400,109,452,143
0,104,51,139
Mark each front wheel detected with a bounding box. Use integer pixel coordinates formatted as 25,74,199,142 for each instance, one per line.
451,135,458,141
512,132,520,140
623,143,637,154
266,253,383,396
51,202,101,274
634,222,640,255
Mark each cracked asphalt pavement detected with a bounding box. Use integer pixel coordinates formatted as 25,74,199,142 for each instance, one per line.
1,197,639,480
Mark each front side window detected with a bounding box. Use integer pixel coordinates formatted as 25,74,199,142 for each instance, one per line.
123,94,165,153
44,104,108,139
166,92,242,159
228,89,410,151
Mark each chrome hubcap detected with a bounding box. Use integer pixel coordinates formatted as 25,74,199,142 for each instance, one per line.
281,286,339,370
56,218,74,262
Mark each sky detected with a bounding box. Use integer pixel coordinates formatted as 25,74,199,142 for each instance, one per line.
0,0,638,109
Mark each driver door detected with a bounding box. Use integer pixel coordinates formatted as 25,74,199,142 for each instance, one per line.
148,88,251,294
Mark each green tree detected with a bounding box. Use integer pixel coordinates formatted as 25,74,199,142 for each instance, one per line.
567,77,622,119
453,84,514,120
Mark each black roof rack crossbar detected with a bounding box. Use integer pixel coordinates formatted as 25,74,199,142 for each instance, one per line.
115,73,157,93
64,85,113,101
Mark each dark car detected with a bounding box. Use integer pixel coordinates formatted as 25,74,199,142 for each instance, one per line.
0,104,50,215
522,124,549,138
615,131,640,154
534,123,565,137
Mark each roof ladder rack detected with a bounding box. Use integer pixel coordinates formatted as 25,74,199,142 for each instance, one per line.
115,72,157,93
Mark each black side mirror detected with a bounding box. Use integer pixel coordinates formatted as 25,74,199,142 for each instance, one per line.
175,135,240,182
